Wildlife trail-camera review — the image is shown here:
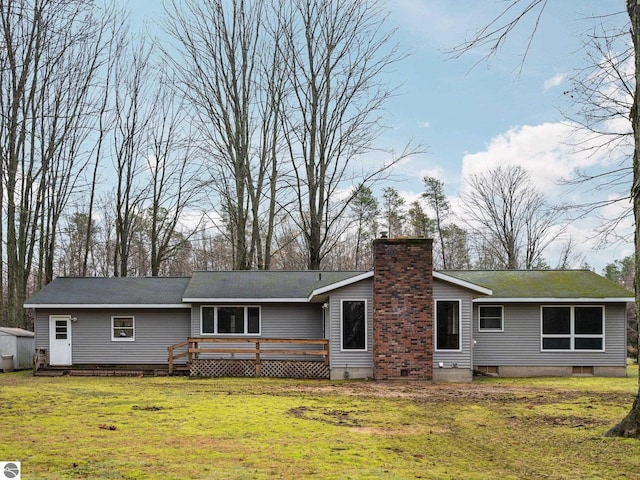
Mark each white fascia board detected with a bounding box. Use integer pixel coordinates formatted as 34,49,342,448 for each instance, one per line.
308,271,374,301
181,298,309,303
23,303,191,309
473,297,635,303
433,271,493,295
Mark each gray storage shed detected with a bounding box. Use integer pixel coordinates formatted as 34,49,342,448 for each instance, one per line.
0,327,35,371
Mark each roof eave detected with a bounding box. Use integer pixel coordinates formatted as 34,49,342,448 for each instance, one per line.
473,297,635,303
23,303,190,309
182,297,310,303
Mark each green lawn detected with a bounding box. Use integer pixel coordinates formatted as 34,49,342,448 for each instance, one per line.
0,367,639,479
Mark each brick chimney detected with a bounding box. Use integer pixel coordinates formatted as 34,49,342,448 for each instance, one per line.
372,237,433,380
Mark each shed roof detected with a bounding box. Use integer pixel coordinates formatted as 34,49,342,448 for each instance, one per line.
183,271,367,302
442,270,634,301
23,277,192,307
0,327,34,337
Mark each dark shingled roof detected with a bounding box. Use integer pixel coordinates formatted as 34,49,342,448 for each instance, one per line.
441,270,634,299
24,277,192,306
183,271,368,300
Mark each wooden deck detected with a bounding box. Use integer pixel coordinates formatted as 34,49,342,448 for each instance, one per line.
168,337,330,378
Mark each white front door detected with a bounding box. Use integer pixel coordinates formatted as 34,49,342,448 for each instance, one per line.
49,315,72,365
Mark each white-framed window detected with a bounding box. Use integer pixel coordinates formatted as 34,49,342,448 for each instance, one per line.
201,306,261,335
341,299,367,351
435,299,461,351
541,305,604,351
112,316,135,341
478,305,504,332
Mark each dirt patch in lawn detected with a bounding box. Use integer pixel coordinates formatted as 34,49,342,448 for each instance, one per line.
287,405,364,427
277,379,632,406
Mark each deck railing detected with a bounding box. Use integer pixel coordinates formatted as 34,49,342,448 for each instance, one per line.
167,337,329,376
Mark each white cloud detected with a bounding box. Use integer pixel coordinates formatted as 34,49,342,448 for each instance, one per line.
418,120,430,129
543,73,566,91
460,122,611,195
417,166,445,182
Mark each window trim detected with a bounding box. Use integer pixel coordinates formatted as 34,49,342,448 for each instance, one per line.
200,305,262,336
478,305,504,332
340,299,367,352
111,316,135,342
434,299,462,352
540,305,605,352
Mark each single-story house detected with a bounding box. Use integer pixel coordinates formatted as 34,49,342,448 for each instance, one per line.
24,238,633,381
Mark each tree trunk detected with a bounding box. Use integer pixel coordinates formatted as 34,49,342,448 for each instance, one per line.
605,0,640,439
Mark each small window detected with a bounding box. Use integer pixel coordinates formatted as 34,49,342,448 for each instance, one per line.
478,305,503,331
55,319,68,340
112,316,135,341
436,300,461,351
201,306,261,335
341,300,366,351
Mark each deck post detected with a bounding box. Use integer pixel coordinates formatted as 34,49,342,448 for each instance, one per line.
255,340,261,377
324,340,329,366
168,345,174,374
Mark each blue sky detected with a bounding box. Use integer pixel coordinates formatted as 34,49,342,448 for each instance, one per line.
128,0,631,272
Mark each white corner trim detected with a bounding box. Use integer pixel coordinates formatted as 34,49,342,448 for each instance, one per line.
308,271,374,300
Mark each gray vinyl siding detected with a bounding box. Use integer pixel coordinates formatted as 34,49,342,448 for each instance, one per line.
473,303,628,367
433,279,474,369
327,278,374,369
34,308,190,364
189,303,325,359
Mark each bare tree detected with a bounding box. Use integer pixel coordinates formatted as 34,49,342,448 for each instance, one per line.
462,165,559,269
279,0,411,269
145,73,204,276
36,3,120,287
0,0,117,325
162,0,283,270
557,19,634,248
111,37,154,277
555,237,586,269
609,0,640,438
